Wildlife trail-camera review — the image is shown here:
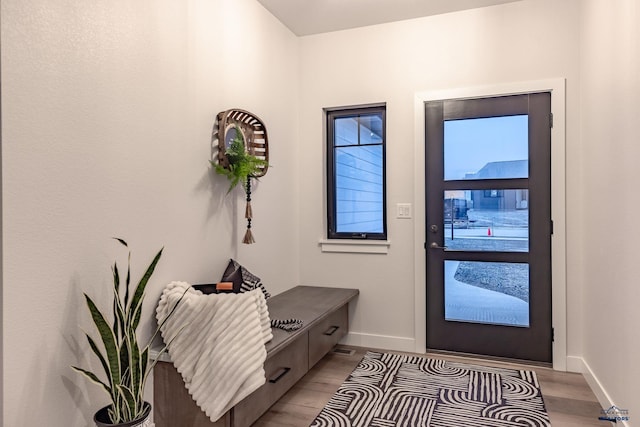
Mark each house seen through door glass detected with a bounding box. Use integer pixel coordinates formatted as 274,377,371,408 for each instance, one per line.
444,115,530,327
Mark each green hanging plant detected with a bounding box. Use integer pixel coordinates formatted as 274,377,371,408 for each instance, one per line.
211,124,268,193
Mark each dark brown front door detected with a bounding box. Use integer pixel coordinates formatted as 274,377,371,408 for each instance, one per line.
425,93,552,363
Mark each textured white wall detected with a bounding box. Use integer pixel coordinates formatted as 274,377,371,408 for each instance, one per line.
4,0,639,425
1,0,299,425
579,0,639,420
298,0,584,353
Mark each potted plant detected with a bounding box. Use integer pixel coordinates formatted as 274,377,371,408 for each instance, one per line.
72,238,183,426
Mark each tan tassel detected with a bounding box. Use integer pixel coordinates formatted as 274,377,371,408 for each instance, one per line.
243,228,255,244
242,176,255,244
245,200,253,219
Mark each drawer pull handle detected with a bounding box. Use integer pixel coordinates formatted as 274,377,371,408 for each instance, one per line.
269,367,291,383
324,326,339,336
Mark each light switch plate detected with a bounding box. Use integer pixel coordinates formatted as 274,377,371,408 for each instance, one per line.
396,203,412,219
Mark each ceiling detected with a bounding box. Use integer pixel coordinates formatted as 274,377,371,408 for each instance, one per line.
257,0,523,36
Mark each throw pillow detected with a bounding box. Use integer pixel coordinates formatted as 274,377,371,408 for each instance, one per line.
221,258,271,299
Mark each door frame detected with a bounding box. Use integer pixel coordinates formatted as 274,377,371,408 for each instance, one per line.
412,79,567,370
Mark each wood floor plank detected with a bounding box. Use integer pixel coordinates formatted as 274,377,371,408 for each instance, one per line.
291,377,341,395
276,384,335,408
536,369,601,402
252,401,319,427
254,346,607,426
545,395,611,426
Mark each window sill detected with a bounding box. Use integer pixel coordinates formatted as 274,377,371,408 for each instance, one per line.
319,239,390,254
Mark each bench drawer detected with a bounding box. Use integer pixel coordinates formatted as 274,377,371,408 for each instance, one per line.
153,361,229,427
308,305,348,367
231,333,309,427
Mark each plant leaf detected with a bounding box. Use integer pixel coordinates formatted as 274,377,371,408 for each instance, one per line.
124,250,131,310
119,342,130,390
108,405,120,424
127,330,141,405
84,333,112,389
84,294,121,390
116,384,137,421
138,347,148,404
146,286,189,348
142,322,190,393
112,263,120,338
129,247,163,330
112,271,128,370
71,366,112,396
112,238,128,248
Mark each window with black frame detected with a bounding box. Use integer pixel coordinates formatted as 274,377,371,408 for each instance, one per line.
326,104,387,240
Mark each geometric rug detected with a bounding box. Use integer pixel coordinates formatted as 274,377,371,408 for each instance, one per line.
310,351,551,427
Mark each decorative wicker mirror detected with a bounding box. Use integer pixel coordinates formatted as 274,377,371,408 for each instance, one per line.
216,109,269,176
213,109,270,244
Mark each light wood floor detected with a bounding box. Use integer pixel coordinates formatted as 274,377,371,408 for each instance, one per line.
254,346,610,427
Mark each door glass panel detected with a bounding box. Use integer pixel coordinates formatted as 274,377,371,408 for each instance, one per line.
444,260,529,327
443,190,528,252
444,115,528,181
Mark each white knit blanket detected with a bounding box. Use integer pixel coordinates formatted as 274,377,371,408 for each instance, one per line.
156,281,273,422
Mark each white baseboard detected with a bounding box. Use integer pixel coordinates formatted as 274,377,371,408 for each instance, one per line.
565,356,630,427
565,355,584,373
341,332,416,353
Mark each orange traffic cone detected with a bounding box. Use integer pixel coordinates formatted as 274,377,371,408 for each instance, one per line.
487,227,492,236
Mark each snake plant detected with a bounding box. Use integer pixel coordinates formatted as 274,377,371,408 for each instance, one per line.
72,238,184,424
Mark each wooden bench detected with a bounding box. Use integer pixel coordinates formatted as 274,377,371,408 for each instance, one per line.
153,286,359,427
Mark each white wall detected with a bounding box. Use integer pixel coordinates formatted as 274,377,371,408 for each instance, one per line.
1,0,299,425
579,0,639,422
298,0,584,354
297,0,639,416
3,0,639,425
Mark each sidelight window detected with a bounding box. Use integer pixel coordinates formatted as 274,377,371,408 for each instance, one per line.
326,104,387,240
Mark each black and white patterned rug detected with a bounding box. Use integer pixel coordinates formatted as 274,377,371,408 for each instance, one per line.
310,351,551,427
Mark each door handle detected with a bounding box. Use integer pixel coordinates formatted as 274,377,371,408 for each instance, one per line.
429,242,447,250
